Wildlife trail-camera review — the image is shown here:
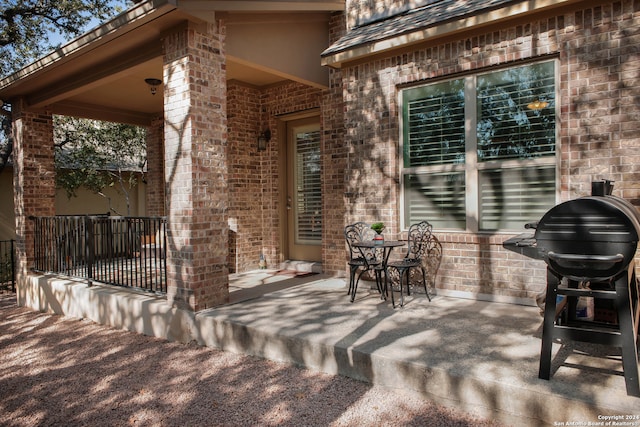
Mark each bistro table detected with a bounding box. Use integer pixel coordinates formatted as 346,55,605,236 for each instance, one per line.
352,240,405,307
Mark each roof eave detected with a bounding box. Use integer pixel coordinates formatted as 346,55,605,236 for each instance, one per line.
177,0,344,12
321,0,582,68
0,0,177,96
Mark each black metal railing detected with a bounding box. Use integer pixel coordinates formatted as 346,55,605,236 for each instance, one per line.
31,216,167,294
0,240,15,293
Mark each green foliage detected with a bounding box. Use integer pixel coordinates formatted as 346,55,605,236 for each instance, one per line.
0,112,11,172
54,116,146,214
371,222,385,234
0,0,132,175
0,0,130,78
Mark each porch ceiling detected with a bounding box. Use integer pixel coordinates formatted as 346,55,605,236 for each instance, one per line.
0,0,343,126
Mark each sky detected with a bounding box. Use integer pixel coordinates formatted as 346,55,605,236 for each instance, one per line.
46,0,130,47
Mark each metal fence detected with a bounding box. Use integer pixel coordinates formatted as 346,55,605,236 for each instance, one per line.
0,240,15,293
31,216,167,294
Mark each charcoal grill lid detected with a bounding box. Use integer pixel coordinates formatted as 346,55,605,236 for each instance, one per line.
535,195,640,279
535,196,640,246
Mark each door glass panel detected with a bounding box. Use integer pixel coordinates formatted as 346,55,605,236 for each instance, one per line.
295,129,322,244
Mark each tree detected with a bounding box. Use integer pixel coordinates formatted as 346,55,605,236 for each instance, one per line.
0,110,11,172
0,1,147,217
54,116,146,216
0,0,124,77
0,0,129,174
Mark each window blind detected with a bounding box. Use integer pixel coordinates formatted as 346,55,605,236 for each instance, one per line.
404,171,466,229
477,62,555,162
295,130,322,243
401,60,557,231
479,166,556,230
404,79,465,167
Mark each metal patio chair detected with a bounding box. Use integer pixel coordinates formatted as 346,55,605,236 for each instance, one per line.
387,220,434,307
345,222,382,302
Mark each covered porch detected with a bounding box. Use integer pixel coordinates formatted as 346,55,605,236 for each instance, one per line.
0,0,347,312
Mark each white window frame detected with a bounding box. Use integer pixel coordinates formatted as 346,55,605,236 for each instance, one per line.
399,59,561,233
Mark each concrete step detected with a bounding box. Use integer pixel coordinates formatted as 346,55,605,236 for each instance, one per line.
279,260,323,274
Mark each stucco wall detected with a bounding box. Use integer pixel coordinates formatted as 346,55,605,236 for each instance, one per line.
340,0,640,301
0,167,146,242
0,171,15,242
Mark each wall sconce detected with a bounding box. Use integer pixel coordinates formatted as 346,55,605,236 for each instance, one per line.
145,78,162,95
257,129,271,151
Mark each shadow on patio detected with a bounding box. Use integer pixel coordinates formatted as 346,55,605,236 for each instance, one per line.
7,270,640,426
0,292,502,427
201,271,640,426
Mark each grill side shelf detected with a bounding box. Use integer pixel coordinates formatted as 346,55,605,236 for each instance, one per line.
502,233,541,259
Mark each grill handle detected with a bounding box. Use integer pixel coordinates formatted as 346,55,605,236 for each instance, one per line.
547,252,624,265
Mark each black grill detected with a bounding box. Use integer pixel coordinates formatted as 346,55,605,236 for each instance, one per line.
503,180,640,397
536,195,639,280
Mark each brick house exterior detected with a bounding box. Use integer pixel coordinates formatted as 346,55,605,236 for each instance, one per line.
227,81,324,274
2,0,640,312
323,0,640,303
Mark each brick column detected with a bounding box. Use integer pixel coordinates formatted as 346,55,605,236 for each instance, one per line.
163,21,228,311
322,12,347,276
145,116,165,216
11,99,55,277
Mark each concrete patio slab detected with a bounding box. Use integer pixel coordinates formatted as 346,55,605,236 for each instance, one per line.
16,271,640,426
199,273,640,427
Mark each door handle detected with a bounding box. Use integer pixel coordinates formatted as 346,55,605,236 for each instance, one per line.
287,197,292,210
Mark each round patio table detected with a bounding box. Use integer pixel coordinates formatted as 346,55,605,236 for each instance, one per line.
352,240,405,307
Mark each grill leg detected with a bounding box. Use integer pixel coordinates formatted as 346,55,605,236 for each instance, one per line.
615,265,640,397
539,268,560,380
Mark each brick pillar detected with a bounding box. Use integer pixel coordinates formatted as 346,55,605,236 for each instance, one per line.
145,116,165,216
163,20,228,311
322,12,348,276
11,99,55,277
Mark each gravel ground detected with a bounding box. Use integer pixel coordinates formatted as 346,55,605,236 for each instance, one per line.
0,294,506,427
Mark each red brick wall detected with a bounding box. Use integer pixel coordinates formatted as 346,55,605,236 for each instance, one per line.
145,116,165,217
340,0,640,301
322,11,349,276
11,100,55,275
226,81,323,272
227,82,262,273
163,20,228,310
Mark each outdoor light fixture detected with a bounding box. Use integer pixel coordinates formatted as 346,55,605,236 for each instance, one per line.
145,78,162,95
527,99,548,110
257,129,271,151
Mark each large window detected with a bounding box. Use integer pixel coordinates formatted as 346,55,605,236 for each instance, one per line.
402,61,557,231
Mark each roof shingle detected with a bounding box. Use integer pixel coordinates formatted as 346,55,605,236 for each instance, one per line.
322,0,520,58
